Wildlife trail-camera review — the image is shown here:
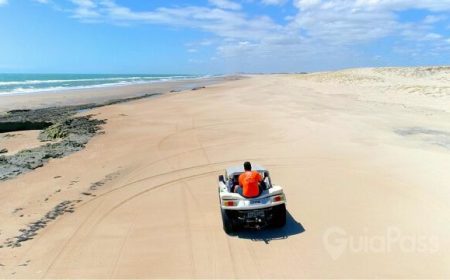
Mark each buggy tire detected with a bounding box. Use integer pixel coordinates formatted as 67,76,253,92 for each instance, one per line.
221,209,236,234
272,204,286,228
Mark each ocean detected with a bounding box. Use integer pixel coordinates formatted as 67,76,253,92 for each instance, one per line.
0,73,202,95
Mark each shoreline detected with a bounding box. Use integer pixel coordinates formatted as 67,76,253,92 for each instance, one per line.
0,74,210,95
0,75,240,113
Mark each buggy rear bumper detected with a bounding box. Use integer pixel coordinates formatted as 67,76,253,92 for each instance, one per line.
221,200,285,210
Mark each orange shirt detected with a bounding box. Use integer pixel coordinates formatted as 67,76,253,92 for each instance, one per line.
238,171,262,197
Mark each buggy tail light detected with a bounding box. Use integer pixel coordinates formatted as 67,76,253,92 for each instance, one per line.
271,194,285,202
223,200,236,207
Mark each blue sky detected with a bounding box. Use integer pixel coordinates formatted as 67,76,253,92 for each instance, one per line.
0,0,449,74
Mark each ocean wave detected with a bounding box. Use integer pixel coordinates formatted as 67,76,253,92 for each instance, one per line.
0,75,197,86
0,75,211,95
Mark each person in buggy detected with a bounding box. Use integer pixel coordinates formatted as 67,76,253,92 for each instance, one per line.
233,161,263,198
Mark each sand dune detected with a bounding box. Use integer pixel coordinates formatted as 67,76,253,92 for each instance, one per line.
0,69,449,278
302,66,450,83
297,67,450,113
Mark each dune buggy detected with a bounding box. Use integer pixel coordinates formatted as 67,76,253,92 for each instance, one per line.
218,164,286,234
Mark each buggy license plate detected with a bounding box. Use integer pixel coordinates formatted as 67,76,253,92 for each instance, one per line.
247,210,265,218
250,199,261,205
250,198,268,205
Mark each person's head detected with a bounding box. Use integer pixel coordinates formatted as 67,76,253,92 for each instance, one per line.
243,161,252,171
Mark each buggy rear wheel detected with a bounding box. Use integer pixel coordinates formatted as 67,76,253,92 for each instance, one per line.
221,209,237,234
271,204,286,228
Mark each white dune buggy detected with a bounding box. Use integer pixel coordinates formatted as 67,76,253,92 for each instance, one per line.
218,165,286,233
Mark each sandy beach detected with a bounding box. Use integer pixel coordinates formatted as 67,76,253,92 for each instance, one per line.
0,68,450,278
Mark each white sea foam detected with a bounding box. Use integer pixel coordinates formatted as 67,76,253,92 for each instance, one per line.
0,75,211,95
0,75,195,86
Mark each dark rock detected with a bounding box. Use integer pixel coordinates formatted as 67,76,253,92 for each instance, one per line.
12,207,23,214
0,122,52,134
89,171,120,190
17,236,30,242
0,148,7,154
102,93,160,106
7,109,31,114
192,86,206,91
6,200,77,248
2,133,18,138
0,104,96,125
39,116,105,142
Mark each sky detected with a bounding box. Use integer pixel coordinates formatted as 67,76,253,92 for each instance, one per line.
0,0,449,74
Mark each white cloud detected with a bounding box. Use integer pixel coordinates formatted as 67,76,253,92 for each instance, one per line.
353,0,450,12
423,33,443,41
423,15,447,24
209,0,241,10
52,0,450,71
71,0,100,19
95,1,283,42
199,39,214,46
294,0,321,9
65,0,450,46
261,0,287,5
0,0,8,6
72,0,96,9
290,0,450,48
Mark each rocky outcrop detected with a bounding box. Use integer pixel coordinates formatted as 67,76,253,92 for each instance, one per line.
0,104,97,133
0,93,161,181
0,116,105,181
